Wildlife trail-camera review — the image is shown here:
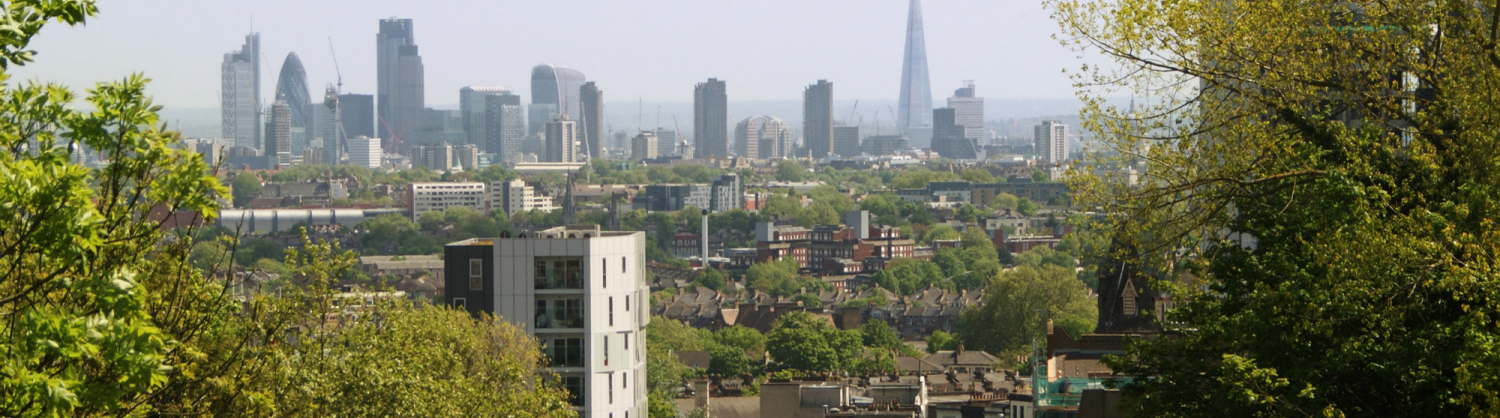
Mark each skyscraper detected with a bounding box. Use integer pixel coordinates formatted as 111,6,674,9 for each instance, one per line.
267,100,291,167
319,87,340,165
896,0,934,148
736,115,793,159
803,80,834,159
1035,120,1068,165
947,81,984,140
833,126,861,157
545,116,578,163
221,32,260,151
460,86,511,149
529,64,587,136
484,92,525,164
274,52,312,154
339,93,376,139
377,18,424,153
932,107,978,160
693,78,728,158
578,82,604,160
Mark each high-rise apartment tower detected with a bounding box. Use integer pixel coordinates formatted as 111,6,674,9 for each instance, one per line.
693,78,728,158
803,80,834,159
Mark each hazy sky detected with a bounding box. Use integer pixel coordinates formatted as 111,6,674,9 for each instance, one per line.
11,0,1087,109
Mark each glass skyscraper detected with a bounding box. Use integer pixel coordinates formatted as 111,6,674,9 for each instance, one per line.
274,52,312,154
221,32,259,151
897,0,933,148
377,18,424,153
529,64,587,136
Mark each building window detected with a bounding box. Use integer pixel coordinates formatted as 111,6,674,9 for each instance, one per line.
624,372,628,388
609,297,614,326
562,376,584,406
604,335,610,366
609,374,614,404
622,256,626,273
550,338,584,368
603,258,607,288
453,298,466,310
469,259,483,290
535,258,584,289
625,333,629,349
626,295,630,311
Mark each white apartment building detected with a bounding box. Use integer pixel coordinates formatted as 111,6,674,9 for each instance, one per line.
408,182,487,220
444,226,649,418
490,179,556,216
1035,120,1068,165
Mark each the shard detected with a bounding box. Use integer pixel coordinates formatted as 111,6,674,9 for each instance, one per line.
897,0,933,148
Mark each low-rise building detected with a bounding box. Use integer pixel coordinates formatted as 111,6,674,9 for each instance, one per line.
408,182,487,220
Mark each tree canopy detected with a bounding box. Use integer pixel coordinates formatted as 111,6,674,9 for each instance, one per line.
957,265,1096,357
1053,0,1500,414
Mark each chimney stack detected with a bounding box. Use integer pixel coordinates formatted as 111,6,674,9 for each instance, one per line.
701,209,710,267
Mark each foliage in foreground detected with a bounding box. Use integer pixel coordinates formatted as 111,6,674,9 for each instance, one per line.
1054,0,1500,415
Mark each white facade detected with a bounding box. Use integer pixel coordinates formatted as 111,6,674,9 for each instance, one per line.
450,227,649,418
348,135,382,168
409,182,487,220
491,179,556,215
1035,120,1068,165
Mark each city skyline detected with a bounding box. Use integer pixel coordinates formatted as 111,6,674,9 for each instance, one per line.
11,0,1082,110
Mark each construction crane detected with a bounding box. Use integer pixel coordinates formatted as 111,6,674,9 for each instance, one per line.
325,37,347,162
673,115,683,154
847,99,859,125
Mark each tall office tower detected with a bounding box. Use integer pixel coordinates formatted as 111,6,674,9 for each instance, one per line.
613,131,627,150
221,32,260,150
377,18,424,153
932,107,978,159
833,126,861,157
735,115,794,159
274,52,312,154
319,90,339,165
631,131,658,160
803,80,834,159
445,226,649,418
348,135,382,169
896,0,934,148
545,116,578,163
460,86,512,149
529,64,588,136
693,78,728,158
578,82,604,160
1035,120,1068,165
339,93,376,139
420,108,465,146
654,128,678,156
947,81,984,141
267,100,291,167
484,92,525,164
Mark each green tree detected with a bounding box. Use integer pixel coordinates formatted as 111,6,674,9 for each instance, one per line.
794,293,822,308
925,331,959,354
796,201,839,227
860,320,902,350
1016,197,1039,216
706,343,755,377
714,325,766,354
1053,0,1500,414
231,172,263,207
872,258,946,295
860,194,898,217
775,160,806,182
1030,169,1049,183
923,224,961,243
959,168,996,184
746,258,807,296
694,268,726,291
767,327,836,371
958,265,1096,356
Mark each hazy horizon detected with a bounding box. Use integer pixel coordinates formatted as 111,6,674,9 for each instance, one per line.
9,0,1097,110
